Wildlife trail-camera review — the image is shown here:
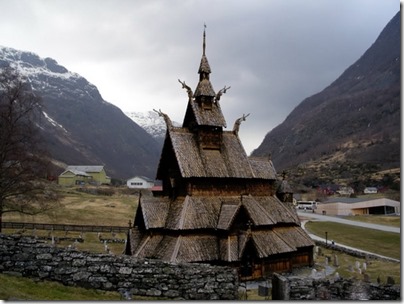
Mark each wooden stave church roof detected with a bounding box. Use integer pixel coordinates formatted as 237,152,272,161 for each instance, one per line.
137,194,300,230
128,28,315,265
156,127,276,179
187,97,227,127
128,194,314,263
128,225,314,263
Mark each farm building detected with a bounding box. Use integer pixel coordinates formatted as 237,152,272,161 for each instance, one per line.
126,176,155,189
125,29,314,280
58,165,111,186
316,197,400,216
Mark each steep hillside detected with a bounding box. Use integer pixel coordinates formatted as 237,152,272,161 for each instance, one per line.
0,47,161,179
252,12,400,187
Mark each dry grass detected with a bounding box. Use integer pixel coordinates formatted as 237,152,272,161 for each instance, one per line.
1,186,401,300
344,215,400,227
2,187,140,254
3,187,139,226
316,246,400,285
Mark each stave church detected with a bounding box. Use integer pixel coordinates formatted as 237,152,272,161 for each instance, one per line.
125,28,314,280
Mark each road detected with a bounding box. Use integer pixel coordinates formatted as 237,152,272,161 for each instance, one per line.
297,211,400,233
298,211,400,262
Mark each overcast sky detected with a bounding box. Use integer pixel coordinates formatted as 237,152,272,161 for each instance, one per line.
0,0,399,154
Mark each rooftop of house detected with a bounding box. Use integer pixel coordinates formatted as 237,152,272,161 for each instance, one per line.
66,165,105,173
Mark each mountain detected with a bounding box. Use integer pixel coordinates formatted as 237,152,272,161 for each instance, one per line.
252,12,400,188
0,47,161,180
124,111,180,145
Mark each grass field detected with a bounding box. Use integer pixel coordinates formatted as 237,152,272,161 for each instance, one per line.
316,246,401,286
0,187,401,300
344,215,400,227
0,273,122,301
305,221,400,260
3,186,139,226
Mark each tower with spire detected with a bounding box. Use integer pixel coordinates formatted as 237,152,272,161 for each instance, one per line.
126,28,314,280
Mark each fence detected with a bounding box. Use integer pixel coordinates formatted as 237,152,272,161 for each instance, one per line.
1,222,129,233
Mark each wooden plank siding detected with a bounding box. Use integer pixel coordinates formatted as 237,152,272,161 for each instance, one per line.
188,178,275,196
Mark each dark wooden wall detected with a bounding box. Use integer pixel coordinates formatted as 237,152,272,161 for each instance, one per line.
187,178,275,196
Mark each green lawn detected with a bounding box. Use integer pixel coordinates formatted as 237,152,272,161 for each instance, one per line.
305,221,400,260
0,273,121,301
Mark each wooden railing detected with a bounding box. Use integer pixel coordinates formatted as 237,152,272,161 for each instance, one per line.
1,222,129,233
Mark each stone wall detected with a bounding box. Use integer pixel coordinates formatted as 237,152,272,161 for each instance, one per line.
314,240,398,262
0,234,238,300
272,273,400,300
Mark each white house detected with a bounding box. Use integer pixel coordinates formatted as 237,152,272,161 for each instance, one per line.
364,187,378,194
336,186,354,196
126,176,155,189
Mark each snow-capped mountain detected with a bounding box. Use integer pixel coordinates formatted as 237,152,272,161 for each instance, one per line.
125,111,180,143
0,46,161,179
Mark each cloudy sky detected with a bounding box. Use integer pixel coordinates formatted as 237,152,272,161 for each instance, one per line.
0,0,399,154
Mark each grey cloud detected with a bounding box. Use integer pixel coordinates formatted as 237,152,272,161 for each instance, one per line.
0,0,398,154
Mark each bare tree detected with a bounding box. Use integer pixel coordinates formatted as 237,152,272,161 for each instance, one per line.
0,67,60,232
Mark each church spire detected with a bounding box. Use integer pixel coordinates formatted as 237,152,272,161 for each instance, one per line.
203,23,206,56
194,24,215,97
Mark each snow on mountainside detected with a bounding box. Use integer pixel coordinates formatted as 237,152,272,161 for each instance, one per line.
1,46,74,78
0,46,161,179
125,111,180,141
0,46,106,105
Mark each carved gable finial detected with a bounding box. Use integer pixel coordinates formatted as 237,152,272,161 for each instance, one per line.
178,79,193,100
153,108,173,130
214,85,231,104
233,113,250,135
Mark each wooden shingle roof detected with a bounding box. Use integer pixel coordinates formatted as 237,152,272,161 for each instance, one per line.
140,197,170,229
273,226,315,248
135,234,219,263
252,230,296,257
187,98,226,127
165,196,221,230
194,78,216,98
163,128,276,179
248,157,277,179
174,235,219,263
198,54,211,74
130,196,312,264
252,196,300,224
137,194,299,231
129,226,314,263
217,200,240,230
132,234,163,259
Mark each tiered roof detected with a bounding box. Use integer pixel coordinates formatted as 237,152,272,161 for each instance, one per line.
127,28,314,267
157,128,276,179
